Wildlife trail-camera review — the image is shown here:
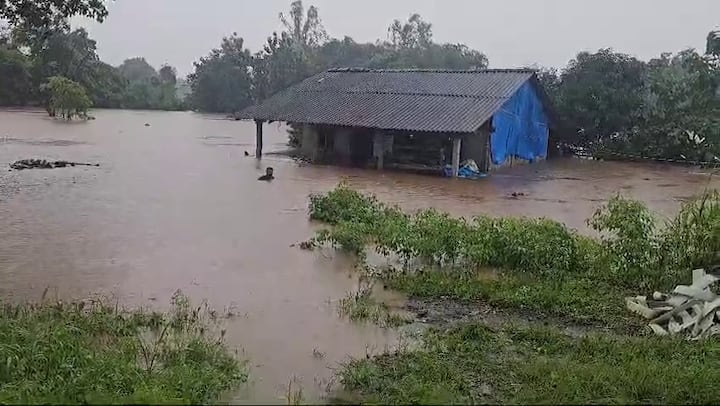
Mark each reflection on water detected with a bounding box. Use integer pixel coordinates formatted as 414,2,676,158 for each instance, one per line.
1,109,718,402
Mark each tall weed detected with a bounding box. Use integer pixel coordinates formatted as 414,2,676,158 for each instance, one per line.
659,190,720,276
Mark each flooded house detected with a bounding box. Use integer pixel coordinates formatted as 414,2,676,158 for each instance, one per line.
238,68,554,177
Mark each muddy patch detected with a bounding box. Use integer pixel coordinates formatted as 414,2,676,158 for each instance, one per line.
403,297,643,337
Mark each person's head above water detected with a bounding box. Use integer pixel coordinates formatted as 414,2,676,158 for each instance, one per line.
258,166,274,181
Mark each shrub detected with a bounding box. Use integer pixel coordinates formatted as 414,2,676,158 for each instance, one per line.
309,183,383,225
588,195,660,288
0,292,246,404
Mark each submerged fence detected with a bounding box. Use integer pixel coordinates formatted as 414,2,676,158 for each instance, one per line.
561,144,720,168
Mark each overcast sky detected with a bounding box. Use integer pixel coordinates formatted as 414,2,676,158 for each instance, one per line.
73,0,720,76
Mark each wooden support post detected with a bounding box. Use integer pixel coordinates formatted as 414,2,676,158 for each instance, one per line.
255,120,263,159
374,132,384,170
451,137,462,177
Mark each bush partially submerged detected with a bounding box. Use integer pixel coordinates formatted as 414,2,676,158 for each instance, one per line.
309,184,720,292
0,291,246,404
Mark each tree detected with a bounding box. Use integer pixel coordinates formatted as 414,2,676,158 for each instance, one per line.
316,36,381,69
187,34,254,113
159,64,177,85
279,0,327,49
555,49,647,145
368,42,488,70
708,31,720,56
631,50,720,159
45,75,92,119
252,31,314,100
85,61,127,108
118,57,158,82
367,14,487,70
0,46,32,105
30,28,99,86
252,1,328,101
0,0,107,30
388,13,433,49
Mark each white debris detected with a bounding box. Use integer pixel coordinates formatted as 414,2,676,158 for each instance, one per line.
626,268,720,340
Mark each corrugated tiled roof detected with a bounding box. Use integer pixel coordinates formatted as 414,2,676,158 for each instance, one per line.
238,68,537,133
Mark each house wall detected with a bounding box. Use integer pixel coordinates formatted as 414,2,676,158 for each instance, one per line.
489,81,550,167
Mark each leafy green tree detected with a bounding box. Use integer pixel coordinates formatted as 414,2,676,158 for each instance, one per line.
85,61,127,108
116,58,182,110
368,42,487,70
253,31,314,100
555,49,647,145
30,28,99,85
0,46,32,105
316,36,381,69
631,50,720,159
253,1,328,101
7,26,102,105
118,57,158,82
187,34,254,113
366,14,487,70
45,75,92,119
0,0,107,30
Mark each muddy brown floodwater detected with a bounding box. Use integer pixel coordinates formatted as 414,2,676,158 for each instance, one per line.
1,109,718,403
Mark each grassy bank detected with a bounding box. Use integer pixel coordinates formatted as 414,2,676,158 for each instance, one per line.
340,323,720,404
307,183,720,404
0,291,246,404
308,184,719,328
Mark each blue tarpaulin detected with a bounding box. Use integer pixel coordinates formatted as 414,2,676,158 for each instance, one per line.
490,82,549,165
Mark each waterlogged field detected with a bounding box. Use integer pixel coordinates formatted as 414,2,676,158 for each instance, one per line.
1,109,720,403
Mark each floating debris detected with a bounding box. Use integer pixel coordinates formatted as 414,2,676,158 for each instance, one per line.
626,268,720,340
10,159,100,170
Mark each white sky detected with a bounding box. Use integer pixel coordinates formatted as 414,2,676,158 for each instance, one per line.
73,0,720,76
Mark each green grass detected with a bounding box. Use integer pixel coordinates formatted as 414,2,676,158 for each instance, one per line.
338,282,410,328
381,267,644,330
339,323,720,404
307,185,720,328
0,292,246,404
309,185,720,404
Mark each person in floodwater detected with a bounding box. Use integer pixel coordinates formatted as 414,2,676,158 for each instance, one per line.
258,167,274,181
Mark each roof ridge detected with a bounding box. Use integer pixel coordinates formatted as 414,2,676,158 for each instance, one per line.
297,88,512,99
326,68,536,74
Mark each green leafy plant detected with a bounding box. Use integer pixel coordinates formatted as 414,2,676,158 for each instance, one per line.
0,291,246,404
588,195,659,288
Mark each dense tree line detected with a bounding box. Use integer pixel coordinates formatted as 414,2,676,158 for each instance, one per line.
0,25,183,111
0,0,183,112
540,46,720,161
186,2,489,114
